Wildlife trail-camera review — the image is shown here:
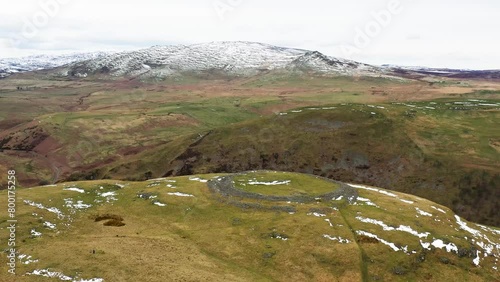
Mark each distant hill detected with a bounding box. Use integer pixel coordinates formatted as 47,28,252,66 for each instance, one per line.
3,42,499,81
58,41,388,79
0,52,111,78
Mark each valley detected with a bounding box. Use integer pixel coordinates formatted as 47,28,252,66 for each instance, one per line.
0,42,499,281
1,68,499,226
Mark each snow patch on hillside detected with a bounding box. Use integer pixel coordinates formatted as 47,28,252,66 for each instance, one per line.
356,230,407,253
167,192,194,197
356,216,430,239
64,187,85,193
248,180,291,186
323,234,351,244
24,200,65,219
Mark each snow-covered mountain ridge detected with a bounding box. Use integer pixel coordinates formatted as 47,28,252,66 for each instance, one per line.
2,42,498,80
60,41,387,79
0,52,111,78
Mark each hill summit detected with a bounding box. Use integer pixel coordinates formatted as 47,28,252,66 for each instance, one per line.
1,171,498,281
60,42,384,79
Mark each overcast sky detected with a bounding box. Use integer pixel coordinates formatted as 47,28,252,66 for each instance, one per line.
1,0,499,69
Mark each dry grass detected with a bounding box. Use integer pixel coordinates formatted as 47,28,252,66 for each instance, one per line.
0,172,498,281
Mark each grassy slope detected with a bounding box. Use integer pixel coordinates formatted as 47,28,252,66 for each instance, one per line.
0,74,499,227
109,100,500,226
0,171,498,281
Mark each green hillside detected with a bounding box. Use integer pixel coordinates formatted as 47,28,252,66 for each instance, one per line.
104,100,500,227
1,171,498,281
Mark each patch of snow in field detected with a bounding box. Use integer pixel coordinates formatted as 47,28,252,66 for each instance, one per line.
189,177,208,183
431,239,458,253
355,197,380,207
291,110,303,113
415,207,433,217
476,224,500,236
31,229,42,237
43,184,57,187
23,200,65,219
27,269,72,280
348,184,397,197
356,230,406,252
420,240,431,250
114,183,125,188
397,225,431,239
323,234,351,243
473,251,481,266
18,254,39,265
64,199,92,210
27,268,104,281
399,199,414,204
64,187,85,193
348,184,378,192
431,206,446,214
334,196,343,201
325,219,333,227
153,202,166,207
167,192,194,197
100,191,116,197
455,215,481,236
475,241,497,257
377,190,397,197
275,235,288,241
455,216,499,257
43,221,56,229
166,184,177,188
96,191,118,203
248,180,291,185
148,178,167,181
356,216,430,239
322,107,336,110
308,212,326,217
